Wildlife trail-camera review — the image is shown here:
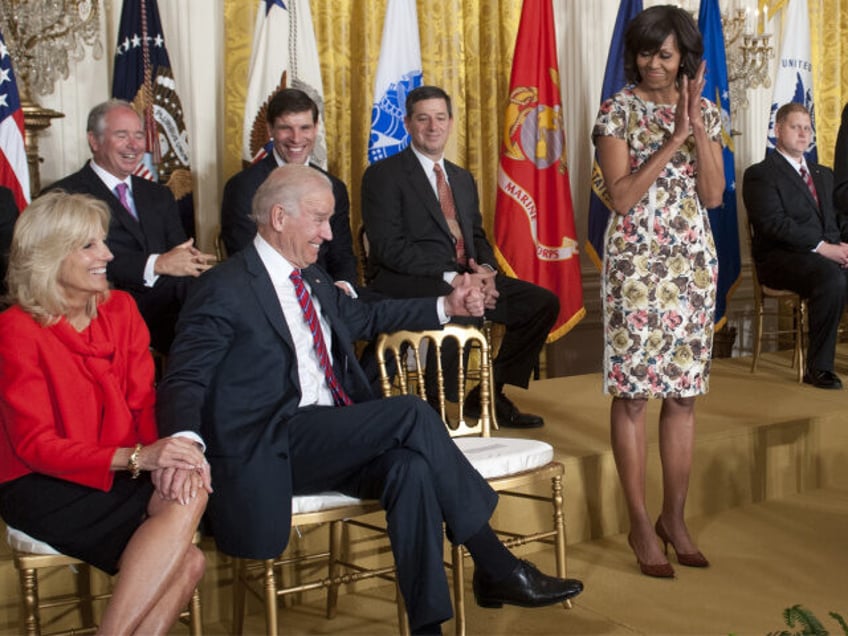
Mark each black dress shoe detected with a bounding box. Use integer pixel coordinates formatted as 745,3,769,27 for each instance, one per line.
473,560,583,609
803,368,843,389
464,386,544,428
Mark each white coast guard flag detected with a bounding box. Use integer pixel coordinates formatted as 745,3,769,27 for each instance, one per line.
766,0,816,161
367,0,423,164
242,0,326,167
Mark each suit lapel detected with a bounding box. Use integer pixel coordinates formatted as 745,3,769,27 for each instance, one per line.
242,246,295,350
445,161,476,258
401,148,453,239
83,164,147,246
771,152,823,219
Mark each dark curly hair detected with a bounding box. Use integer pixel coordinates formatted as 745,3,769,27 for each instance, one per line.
623,5,704,85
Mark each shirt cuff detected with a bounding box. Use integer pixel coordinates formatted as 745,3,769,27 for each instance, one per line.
813,241,824,253
336,280,358,298
144,254,160,287
172,431,205,453
443,271,458,285
436,297,449,324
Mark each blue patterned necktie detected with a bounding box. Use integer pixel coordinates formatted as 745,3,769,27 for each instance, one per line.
289,269,353,407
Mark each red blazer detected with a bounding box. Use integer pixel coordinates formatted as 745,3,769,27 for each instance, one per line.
0,291,157,491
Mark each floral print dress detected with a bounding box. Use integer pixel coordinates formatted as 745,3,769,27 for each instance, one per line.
593,87,721,399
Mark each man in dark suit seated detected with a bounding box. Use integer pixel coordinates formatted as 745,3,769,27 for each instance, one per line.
156,164,583,636
46,100,215,353
0,186,18,300
221,88,359,295
743,102,848,389
361,85,559,428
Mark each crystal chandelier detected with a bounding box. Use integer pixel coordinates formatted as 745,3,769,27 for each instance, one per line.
0,0,103,97
722,8,774,128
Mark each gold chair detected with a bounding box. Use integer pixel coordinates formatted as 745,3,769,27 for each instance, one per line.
5,524,202,636
747,221,808,382
230,493,409,636
376,325,568,636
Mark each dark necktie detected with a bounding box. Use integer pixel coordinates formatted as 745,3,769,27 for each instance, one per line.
433,163,467,266
800,166,819,206
289,269,353,407
114,183,138,219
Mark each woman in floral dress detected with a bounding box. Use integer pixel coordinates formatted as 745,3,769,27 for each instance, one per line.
592,5,725,578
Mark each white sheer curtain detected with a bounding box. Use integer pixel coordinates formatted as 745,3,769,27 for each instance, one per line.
32,0,772,254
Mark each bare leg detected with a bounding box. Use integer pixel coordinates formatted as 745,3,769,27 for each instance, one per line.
657,396,699,555
97,489,207,635
610,397,667,566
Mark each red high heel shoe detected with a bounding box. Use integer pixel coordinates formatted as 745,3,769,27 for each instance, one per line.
655,518,710,568
627,533,675,578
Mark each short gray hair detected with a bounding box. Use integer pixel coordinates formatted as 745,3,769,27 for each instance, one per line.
250,164,332,227
86,99,142,139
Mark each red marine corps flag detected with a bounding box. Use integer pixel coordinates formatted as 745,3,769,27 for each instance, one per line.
494,0,584,342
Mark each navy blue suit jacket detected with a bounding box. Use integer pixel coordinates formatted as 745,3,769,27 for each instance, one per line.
156,243,441,558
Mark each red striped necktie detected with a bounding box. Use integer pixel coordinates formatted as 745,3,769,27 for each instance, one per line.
800,166,819,206
289,269,353,407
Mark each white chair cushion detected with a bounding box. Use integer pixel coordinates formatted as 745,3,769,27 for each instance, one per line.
6,525,62,555
292,492,363,514
454,437,554,480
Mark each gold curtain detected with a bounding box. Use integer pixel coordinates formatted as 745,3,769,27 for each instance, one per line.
222,0,521,241
810,0,848,167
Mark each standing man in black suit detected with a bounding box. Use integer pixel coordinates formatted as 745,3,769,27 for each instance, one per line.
743,102,848,389
833,100,848,216
47,100,215,353
221,88,359,294
362,85,559,428
156,164,583,635
0,186,18,300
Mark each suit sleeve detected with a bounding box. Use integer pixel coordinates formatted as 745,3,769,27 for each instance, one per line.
834,103,848,219
220,171,259,257
0,187,17,295
156,272,237,438
323,177,359,283
742,163,825,253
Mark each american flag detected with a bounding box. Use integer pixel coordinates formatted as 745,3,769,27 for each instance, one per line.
0,26,30,211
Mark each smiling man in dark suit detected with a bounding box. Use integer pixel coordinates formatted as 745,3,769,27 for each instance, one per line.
156,164,583,635
362,86,559,427
743,102,848,389
220,88,358,294
46,100,215,353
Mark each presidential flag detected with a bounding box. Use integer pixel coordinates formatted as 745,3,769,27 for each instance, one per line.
766,0,816,162
698,0,740,329
0,26,30,211
112,0,195,237
243,0,326,167
367,0,423,164
585,0,642,269
494,0,584,342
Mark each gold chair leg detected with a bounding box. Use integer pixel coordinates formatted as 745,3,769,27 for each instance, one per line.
18,566,40,636
231,558,246,636
451,544,466,636
188,584,203,636
326,520,342,619
551,474,572,609
263,559,278,636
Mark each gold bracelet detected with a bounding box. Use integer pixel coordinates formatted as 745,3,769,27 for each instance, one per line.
128,444,143,479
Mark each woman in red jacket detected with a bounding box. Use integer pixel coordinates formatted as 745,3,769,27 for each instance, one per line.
0,192,211,635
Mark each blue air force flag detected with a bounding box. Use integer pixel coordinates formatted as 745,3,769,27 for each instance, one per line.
698,0,740,329
586,0,643,269
243,0,326,167
367,0,423,164
112,0,195,237
766,0,816,162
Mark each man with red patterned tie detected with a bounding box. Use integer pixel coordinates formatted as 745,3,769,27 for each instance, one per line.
743,102,848,389
157,164,583,635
